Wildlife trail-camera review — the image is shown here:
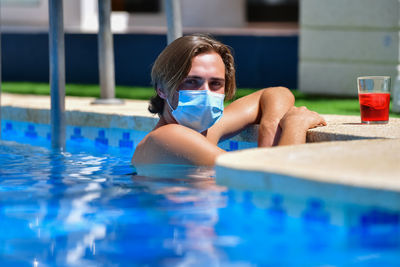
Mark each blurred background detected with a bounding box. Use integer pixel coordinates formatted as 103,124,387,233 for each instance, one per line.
0,0,300,90
0,0,398,100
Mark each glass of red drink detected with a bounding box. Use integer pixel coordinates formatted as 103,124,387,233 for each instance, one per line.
357,76,391,124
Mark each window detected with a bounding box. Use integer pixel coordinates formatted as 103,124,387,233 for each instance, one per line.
246,0,299,22
112,0,160,13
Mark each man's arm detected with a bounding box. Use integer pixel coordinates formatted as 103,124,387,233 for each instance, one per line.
207,87,295,146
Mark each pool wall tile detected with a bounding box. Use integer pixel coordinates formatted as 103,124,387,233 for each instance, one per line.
5,122,13,131
70,127,84,141
1,119,256,153
229,141,239,151
360,209,400,227
302,198,330,224
217,140,230,150
12,121,47,139
1,106,259,145
25,124,38,138
95,130,109,146
216,163,400,227
119,132,134,148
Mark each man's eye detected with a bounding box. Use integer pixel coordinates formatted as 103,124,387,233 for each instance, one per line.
185,79,198,85
183,78,203,89
210,81,224,89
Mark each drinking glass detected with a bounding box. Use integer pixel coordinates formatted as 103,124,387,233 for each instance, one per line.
357,76,391,124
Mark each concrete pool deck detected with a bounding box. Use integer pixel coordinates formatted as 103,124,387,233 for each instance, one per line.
2,93,400,193
1,93,158,131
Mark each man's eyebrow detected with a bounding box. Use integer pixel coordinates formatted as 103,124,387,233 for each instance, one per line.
210,77,225,82
186,75,225,81
185,75,203,79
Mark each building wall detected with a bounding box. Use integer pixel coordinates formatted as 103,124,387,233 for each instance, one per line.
299,0,399,96
0,0,82,30
0,0,245,32
1,0,49,28
0,0,297,89
181,0,245,28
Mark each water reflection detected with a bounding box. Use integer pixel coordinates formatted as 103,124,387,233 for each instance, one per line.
129,175,228,266
2,140,400,266
0,141,230,266
0,141,115,265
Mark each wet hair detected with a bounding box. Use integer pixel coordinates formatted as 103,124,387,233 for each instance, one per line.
148,33,236,115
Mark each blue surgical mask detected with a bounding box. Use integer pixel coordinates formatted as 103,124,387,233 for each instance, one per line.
166,90,225,132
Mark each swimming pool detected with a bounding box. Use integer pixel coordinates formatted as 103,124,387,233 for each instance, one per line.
1,120,400,266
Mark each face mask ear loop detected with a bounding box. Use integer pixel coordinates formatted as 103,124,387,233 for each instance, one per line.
158,86,176,113
166,88,182,113
165,90,178,113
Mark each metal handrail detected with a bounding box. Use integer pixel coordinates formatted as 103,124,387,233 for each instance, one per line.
92,0,124,105
165,0,182,44
49,0,66,149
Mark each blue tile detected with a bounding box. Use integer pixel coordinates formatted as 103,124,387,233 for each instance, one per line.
2,122,18,139
229,140,239,151
25,124,38,138
302,198,330,224
95,130,108,146
227,190,236,205
98,130,106,138
360,209,399,227
71,127,84,142
351,209,400,248
271,194,284,206
268,194,286,216
3,122,14,134
119,132,134,148
122,132,130,140
242,191,254,213
267,194,286,232
5,122,13,131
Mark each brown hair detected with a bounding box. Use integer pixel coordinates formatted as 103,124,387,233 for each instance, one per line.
148,34,236,115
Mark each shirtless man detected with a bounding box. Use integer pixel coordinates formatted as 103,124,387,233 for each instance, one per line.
132,34,326,169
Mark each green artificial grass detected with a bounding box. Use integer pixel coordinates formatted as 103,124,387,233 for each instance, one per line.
2,82,399,117
1,82,153,100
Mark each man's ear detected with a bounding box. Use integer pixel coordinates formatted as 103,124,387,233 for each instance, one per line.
157,87,167,100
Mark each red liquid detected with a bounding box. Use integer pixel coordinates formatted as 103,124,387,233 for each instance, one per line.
359,93,390,123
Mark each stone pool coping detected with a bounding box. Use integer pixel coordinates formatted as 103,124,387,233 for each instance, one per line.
2,93,400,193
216,139,400,190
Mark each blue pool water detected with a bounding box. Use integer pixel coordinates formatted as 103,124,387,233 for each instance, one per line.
1,120,400,266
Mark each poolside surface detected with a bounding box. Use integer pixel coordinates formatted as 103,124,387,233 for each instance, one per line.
2,93,400,193
216,139,400,189
1,93,157,131
1,93,152,117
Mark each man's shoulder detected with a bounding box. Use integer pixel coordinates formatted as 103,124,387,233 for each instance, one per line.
132,123,224,166
150,123,198,140
133,124,202,161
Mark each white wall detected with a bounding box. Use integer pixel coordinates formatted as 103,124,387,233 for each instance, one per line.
1,0,49,28
181,0,245,28
1,0,82,31
299,0,399,96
